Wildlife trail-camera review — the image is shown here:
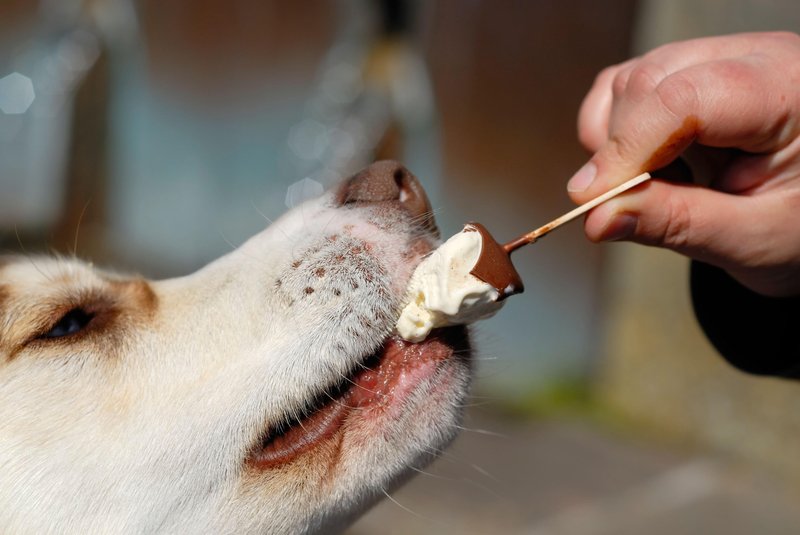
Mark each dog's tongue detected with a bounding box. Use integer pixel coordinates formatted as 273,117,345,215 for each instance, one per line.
251,335,455,469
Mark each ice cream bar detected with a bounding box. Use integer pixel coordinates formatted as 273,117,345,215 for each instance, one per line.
395,223,522,343
395,172,651,342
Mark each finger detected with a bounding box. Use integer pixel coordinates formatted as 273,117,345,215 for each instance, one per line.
578,62,631,151
576,33,785,154
569,57,798,203
634,32,779,71
582,179,779,274
612,32,794,94
715,135,800,193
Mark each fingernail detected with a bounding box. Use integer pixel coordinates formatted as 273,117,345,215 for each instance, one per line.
567,161,597,192
602,213,638,242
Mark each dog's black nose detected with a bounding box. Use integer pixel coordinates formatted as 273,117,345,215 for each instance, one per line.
338,160,436,232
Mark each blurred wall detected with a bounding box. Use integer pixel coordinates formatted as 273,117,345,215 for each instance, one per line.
105,1,341,274
597,0,800,482
420,0,637,393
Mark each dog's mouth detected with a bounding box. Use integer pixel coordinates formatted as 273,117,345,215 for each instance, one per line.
248,328,467,470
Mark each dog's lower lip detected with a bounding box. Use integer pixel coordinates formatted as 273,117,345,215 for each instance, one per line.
248,329,464,470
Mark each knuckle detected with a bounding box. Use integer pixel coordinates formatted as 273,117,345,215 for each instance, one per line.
611,62,670,103
611,66,632,98
625,62,666,100
765,30,800,47
708,58,758,85
597,58,637,87
654,72,700,119
642,41,676,60
606,131,636,163
658,195,693,249
596,64,621,87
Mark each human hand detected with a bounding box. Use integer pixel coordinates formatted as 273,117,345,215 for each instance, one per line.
569,31,800,297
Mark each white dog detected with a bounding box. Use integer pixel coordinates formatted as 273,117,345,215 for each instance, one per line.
0,161,472,534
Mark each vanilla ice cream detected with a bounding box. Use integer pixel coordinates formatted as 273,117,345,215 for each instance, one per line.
396,225,507,342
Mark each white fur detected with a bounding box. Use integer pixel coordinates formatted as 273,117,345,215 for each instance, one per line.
0,187,471,533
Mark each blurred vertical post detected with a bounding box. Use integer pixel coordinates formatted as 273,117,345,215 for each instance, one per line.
0,1,103,253
367,0,409,161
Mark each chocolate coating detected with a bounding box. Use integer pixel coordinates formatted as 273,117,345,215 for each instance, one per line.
466,222,524,300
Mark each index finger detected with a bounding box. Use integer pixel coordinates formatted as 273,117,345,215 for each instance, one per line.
569,56,800,204
577,60,634,152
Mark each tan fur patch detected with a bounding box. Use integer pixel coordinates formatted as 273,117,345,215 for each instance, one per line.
111,278,159,319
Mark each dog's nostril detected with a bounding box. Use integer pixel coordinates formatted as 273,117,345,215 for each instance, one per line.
393,167,414,203
393,168,406,189
341,160,405,204
339,160,437,233
393,167,433,229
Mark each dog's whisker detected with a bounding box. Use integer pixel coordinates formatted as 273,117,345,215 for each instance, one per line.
465,393,501,401
13,226,46,280
469,462,501,483
408,465,456,481
17,247,50,282
71,199,92,259
250,200,293,245
379,487,429,522
353,360,371,372
407,208,441,227
219,231,241,253
459,476,505,500
453,400,495,409
454,425,509,439
420,443,500,485
411,467,505,501
290,407,309,434
380,486,484,534
337,371,382,397
218,230,272,266
419,445,469,468
320,208,344,240
321,389,367,412
13,224,25,253
413,461,504,499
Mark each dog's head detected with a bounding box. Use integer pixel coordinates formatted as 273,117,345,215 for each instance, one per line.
0,161,471,533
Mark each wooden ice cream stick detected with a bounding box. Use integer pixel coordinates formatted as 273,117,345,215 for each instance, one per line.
502,172,652,253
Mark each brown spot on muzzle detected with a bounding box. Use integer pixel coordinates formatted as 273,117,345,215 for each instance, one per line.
337,160,437,234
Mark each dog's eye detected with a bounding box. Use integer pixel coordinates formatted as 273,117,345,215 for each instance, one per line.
42,308,94,339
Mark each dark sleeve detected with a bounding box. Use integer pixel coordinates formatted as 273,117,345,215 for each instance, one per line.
690,260,800,378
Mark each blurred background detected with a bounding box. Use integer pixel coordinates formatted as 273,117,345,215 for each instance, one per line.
3,0,800,533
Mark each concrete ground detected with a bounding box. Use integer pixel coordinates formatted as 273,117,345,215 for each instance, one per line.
347,408,800,535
